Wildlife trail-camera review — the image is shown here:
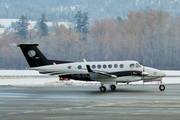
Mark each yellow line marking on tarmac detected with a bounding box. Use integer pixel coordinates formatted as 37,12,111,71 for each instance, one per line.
86,106,93,108
37,110,46,113
23,111,34,114
8,112,17,115
76,107,84,109
50,109,59,111
63,108,72,110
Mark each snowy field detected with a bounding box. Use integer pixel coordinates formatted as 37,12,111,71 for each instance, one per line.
0,70,180,86
0,19,73,34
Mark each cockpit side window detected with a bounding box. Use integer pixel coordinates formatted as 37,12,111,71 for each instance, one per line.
130,64,135,68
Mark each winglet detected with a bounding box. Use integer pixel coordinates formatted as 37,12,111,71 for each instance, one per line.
86,65,93,72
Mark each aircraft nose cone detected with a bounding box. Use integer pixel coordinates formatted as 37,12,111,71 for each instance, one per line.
161,71,166,77
144,67,166,77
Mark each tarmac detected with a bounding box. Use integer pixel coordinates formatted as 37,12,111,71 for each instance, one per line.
0,84,180,120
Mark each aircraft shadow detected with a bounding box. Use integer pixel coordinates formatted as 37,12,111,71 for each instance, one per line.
88,89,157,94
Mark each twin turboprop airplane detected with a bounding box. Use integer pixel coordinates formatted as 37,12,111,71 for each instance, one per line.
17,44,166,92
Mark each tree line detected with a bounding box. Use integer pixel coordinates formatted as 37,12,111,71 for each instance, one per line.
1,0,180,23
1,9,180,70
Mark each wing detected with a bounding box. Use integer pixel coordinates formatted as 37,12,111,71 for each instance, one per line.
86,65,117,79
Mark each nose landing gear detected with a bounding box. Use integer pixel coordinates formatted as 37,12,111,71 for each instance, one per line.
159,80,165,91
159,84,165,91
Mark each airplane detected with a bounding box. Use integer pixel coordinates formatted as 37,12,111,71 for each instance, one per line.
16,43,166,92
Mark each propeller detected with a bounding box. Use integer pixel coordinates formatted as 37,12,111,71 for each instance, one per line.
142,66,145,86
141,65,149,86
139,62,148,86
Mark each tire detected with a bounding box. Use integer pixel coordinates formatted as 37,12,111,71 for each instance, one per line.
159,85,165,91
99,86,106,92
110,85,116,90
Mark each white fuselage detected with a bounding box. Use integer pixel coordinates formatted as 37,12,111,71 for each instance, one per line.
31,60,166,84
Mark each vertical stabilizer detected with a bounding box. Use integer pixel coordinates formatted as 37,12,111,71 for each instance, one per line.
17,44,50,67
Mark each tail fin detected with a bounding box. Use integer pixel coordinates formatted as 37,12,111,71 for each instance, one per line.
17,44,50,67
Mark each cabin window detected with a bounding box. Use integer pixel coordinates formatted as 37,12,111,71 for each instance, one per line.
120,64,124,68
92,65,96,69
97,65,101,69
68,66,71,69
114,64,118,68
108,64,112,68
78,65,82,69
130,64,135,68
103,64,107,69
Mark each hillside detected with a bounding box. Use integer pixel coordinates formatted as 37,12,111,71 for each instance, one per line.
0,0,180,23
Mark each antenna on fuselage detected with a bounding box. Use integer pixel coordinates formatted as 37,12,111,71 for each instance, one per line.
83,59,87,62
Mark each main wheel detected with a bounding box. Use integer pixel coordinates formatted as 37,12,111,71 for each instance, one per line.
109,85,116,90
159,85,165,91
99,86,106,92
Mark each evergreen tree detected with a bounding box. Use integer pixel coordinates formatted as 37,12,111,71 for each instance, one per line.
74,11,89,40
0,24,4,28
74,11,83,33
16,15,29,39
82,12,89,34
38,12,48,36
116,16,122,22
11,21,19,29
74,11,89,34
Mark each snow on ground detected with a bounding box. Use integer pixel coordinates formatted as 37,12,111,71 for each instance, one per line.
0,70,100,86
0,19,18,27
0,19,73,34
0,70,43,76
0,70,180,86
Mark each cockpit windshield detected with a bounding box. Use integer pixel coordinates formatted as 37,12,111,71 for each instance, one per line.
136,62,141,67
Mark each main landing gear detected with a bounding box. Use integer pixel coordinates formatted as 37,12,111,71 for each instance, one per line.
99,84,116,92
159,84,165,91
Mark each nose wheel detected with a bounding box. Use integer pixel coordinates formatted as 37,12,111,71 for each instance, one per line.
159,85,165,91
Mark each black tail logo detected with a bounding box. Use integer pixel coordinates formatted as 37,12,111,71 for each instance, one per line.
18,44,50,67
